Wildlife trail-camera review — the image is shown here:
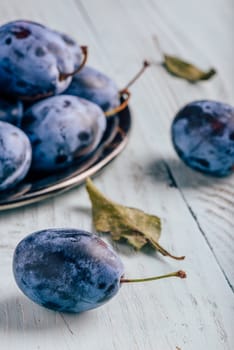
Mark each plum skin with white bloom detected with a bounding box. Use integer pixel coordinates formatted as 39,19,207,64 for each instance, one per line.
64,66,119,112
0,121,32,191
171,100,234,177
21,95,107,173
13,229,124,313
0,20,83,100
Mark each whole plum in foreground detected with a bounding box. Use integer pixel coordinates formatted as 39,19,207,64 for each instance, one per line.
0,97,23,127
0,20,84,100
21,95,107,173
13,229,124,313
13,228,186,313
171,100,234,176
64,66,119,113
0,121,32,191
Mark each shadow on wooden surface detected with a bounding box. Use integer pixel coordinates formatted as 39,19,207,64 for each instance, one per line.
0,294,95,333
146,157,229,189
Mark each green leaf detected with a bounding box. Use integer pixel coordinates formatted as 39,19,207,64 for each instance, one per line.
163,54,216,82
86,178,185,260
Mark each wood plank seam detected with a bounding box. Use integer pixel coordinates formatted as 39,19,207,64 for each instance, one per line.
163,159,234,293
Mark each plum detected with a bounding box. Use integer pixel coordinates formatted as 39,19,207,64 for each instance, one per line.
13,229,124,313
0,121,32,191
21,95,106,173
171,100,234,176
64,66,120,113
64,61,149,115
0,97,23,127
0,20,87,101
13,228,186,313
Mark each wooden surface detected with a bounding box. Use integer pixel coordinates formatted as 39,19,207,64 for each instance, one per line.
0,1,233,349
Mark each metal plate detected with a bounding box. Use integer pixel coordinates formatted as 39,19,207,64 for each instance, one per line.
0,106,131,210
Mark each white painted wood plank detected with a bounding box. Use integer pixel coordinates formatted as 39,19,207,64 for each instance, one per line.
75,0,234,286
0,0,233,349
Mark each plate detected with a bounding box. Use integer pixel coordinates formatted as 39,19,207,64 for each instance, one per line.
0,106,131,210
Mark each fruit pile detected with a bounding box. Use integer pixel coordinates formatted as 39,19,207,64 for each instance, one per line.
0,20,233,195
0,20,132,192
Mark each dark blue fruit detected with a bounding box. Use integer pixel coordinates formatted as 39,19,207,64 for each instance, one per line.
0,97,23,127
13,229,124,313
171,100,234,176
0,121,32,191
0,20,85,100
64,66,119,113
21,95,106,173
64,61,150,115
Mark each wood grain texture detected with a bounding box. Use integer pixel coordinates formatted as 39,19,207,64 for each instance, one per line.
74,0,234,287
0,0,233,349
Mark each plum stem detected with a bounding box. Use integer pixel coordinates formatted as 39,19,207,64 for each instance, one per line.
105,89,131,117
120,270,186,284
120,60,150,92
105,60,150,117
59,46,88,81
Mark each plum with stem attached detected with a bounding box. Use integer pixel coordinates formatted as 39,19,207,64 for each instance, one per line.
64,61,150,115
13,228,186,313
0,20,88,101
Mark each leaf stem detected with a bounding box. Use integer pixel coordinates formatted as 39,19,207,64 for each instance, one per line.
120,270,186,284
149,239,185,260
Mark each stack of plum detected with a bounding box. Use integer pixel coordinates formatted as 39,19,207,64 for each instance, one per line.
1,20,233,197
0,20,127,193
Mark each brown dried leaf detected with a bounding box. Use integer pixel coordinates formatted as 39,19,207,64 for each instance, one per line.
86,178,184,260
163,54,216,82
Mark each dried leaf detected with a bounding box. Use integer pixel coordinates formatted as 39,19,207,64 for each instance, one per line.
163,54,216,82
86,178,184,260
